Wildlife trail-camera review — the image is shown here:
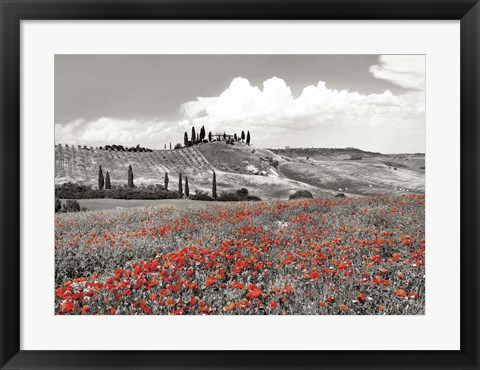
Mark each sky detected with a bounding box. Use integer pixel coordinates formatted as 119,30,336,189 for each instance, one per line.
55,55,425,153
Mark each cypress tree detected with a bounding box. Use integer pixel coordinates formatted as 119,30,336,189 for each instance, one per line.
164,172,169,190
170,142,171,149
223,132,226,140
212,171,217,199
105,171,111,190
246,131,251,145
241,130,245,141
178,172,183,196
98,166,104,190
201,126,205,141
127,165,134,188
208,132,212,141
184,132,188,147
185,176,189,197
191,127,196,144
234,133,238,141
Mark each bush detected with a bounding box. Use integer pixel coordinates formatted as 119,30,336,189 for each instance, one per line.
216,188,261,202
335,193,346,198
55,182,180,200
104,188,180,200
55,198,62,213
188,190,213,201
62,199,83,213
289,190,314,200
236,188,249,197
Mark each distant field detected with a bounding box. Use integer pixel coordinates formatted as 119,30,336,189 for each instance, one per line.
278,159,424,195
60,198,214,211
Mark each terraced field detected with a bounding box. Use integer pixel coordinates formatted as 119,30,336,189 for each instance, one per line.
55,142,424,198
55,145,214,186
55,143,323,199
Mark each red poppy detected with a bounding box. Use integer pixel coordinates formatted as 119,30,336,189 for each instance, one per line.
408,292,419,300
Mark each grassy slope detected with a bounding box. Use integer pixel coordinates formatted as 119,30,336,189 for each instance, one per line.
278,158,424,195
55,142,424,199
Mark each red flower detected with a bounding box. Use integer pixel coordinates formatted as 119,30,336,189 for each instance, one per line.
395,288,406,298
269,301,278,309
61,302,76,314
81,305,91,314
357,293,366,302
408,292,419,300
206,275,216,287
72,292,84,301
282,285,294,294
247,288,262,299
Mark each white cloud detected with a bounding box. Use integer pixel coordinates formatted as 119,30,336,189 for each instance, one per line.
56,61,426,153
55,117,187,149
369,55,425,90
185,76,424,132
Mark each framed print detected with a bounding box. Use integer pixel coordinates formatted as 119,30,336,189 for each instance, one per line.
0,0,479,369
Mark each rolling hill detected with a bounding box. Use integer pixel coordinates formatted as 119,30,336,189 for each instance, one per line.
55,141,425,198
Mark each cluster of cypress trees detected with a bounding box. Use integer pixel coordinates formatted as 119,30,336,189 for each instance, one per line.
183,126,251,147
97,165,112,190
97,165,130,190
184,125,208,146
98,165,218,199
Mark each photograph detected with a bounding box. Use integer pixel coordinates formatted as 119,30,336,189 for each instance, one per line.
54,54,425,315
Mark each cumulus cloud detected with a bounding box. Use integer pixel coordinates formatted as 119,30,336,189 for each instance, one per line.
55,117,190,149
369,55,425,90
184,76,424,133
56,59,425,153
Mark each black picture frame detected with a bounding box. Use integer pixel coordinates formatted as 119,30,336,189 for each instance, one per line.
1,0,479,369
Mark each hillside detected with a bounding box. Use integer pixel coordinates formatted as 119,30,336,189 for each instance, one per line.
55,141,425,198
54,143,323,199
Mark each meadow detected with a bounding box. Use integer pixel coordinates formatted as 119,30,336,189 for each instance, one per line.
55,194,425,315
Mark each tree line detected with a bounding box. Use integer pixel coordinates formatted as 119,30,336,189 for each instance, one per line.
183,126,251,147
96,164,218,198
57,164,260,202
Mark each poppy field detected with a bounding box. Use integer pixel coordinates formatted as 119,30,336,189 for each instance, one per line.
55,195,425,315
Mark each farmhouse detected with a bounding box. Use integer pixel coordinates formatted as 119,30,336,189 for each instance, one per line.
212,132,234,141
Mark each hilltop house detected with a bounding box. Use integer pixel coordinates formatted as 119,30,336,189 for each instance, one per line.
212,133,234,141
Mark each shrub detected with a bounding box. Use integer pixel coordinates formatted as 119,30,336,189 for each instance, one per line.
104,188,180,200
216,188,261,202
188,190,213,201
55,182,180,200
55,198,62,213
289,190,314,200
335,193,346,198
236,188,249,197
62,199,82,213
